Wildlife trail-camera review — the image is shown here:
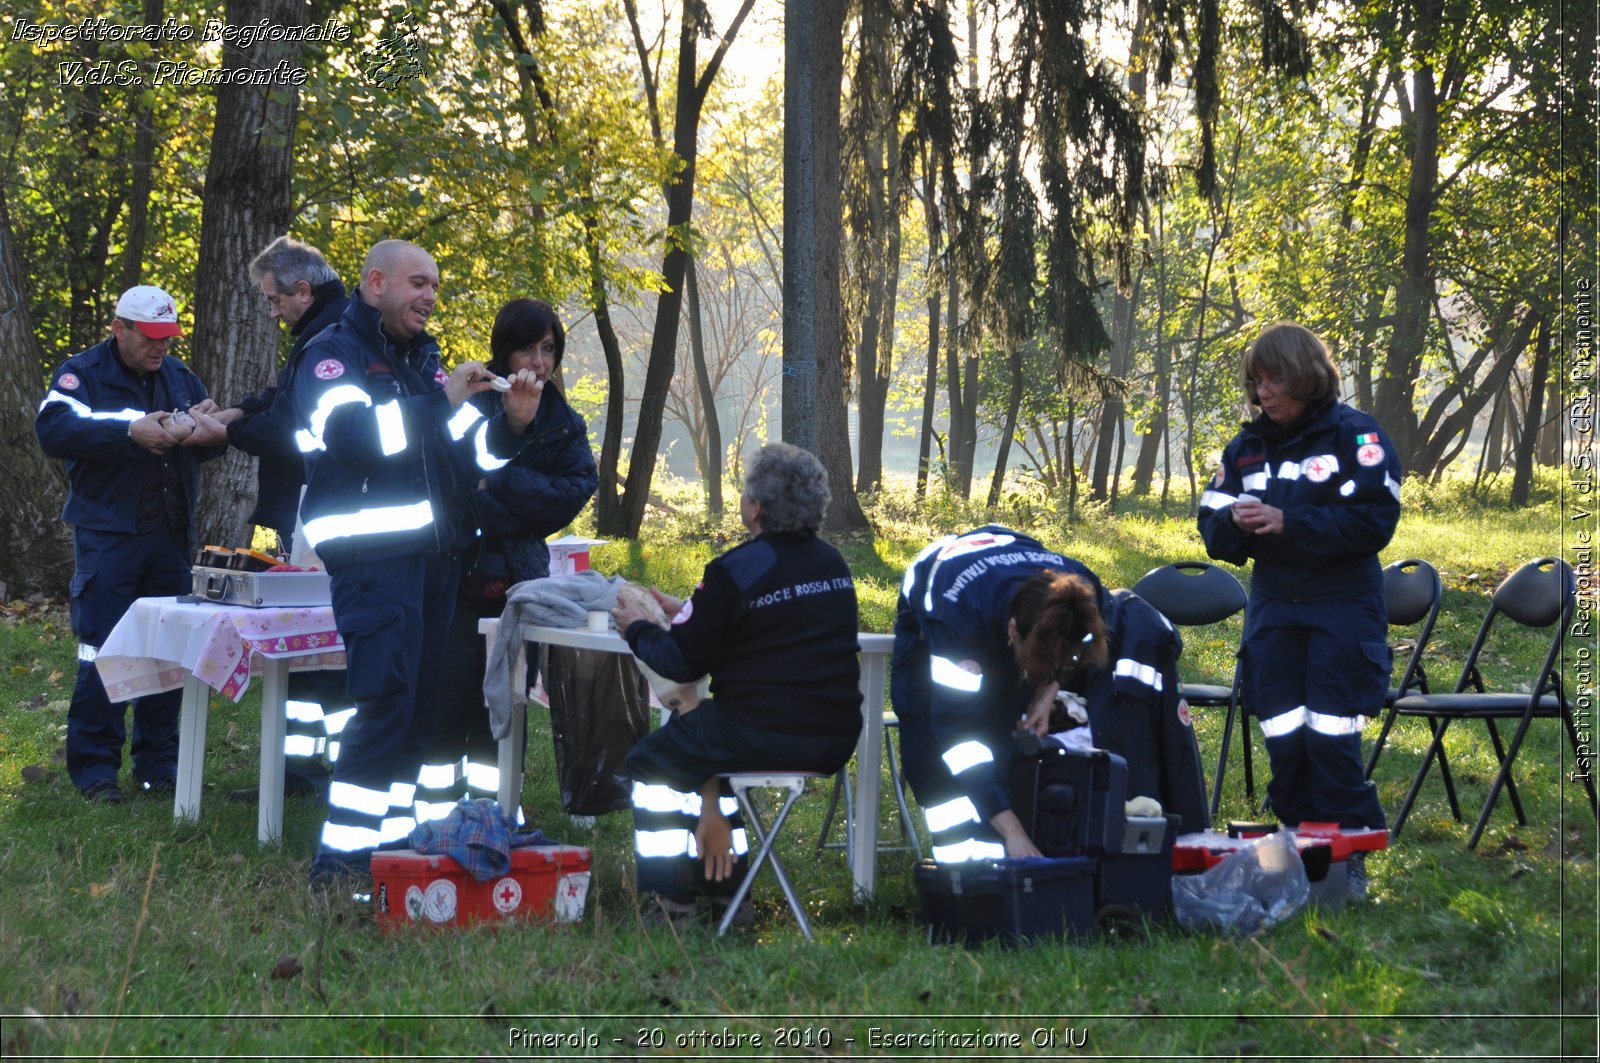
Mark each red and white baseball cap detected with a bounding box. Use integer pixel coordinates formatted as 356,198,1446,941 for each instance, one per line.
114,285,183,339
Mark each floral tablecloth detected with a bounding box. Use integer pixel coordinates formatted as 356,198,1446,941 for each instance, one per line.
95,596,345,703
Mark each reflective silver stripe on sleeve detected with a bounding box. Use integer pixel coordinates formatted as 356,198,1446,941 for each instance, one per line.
374,400,407,456
472,420,511,472
1340,480,1356,497
446,403,482,442
930,654,982,693
39,391,143,421
1113,658,1162,692
1385,473,1401,501
902,535,956,598
632,781,702,816
1242,471,1269,492
1199,490,1238,511
295,384,371,453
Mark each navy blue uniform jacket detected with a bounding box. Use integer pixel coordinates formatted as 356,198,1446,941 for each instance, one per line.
35,337,221,535
1197,401,1401,601
623,532,863,740
290,295,527,569
469,381,596,587
227,281,349,534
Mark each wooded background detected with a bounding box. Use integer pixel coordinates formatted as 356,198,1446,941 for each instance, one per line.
2,0,1591,595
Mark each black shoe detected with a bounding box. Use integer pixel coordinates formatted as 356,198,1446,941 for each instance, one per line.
641,893,704,929
140,776,177,796
308,854,373,903
83,780,124,804
229,777,326,803
710,895,756,932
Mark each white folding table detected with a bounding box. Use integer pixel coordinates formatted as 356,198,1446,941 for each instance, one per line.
94,596,344,843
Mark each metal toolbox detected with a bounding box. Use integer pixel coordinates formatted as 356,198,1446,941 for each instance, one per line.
190,566,331,607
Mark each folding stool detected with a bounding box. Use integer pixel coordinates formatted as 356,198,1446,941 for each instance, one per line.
716,771,823,939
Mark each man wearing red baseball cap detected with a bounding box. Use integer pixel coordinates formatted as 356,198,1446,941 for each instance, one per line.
35,284,228,804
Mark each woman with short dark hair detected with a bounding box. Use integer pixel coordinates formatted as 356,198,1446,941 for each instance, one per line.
1198,321,1402,898
424,298,596,814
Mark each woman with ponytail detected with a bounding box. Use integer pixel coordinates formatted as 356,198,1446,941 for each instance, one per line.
891,526,1208,862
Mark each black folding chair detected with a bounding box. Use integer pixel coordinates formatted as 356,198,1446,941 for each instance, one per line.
1363,558,1443,781
1131,561,1248,821
1388,557,1597,848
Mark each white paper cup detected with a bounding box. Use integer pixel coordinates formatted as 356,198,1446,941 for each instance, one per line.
587,610,610,632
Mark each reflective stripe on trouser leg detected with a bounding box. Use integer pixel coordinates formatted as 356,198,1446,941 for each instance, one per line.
463,758,500,800
922,793,1006,863
413,757,464,825
632,781,747,897
322,779,417,854
283,697,329,772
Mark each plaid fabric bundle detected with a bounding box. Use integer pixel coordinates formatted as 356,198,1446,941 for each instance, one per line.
410,799,516,881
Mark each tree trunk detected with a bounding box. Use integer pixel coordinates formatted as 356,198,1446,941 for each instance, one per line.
1411,309,1534,476
1373,29,1443,467
64,40,124,354
917,288,940,500
1511,312,1551,505
0,186,73,597
118,0,164,293
685,254,723,516
784,0,867,532
585,211,629,532
986,344,1023,507
850,11,898,496
188,0,303,551
611,0,754,537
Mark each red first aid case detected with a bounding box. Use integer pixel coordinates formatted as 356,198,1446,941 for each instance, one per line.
372,845,591,929
1172,823,1387,910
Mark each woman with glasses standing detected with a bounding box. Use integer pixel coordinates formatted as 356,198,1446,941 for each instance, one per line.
1198,322,1402,897
891,527,1208,864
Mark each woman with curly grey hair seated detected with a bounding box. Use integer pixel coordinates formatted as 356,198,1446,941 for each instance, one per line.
612,442,862,927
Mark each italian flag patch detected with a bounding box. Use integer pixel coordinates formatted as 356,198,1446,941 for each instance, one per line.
1356,433,1379,445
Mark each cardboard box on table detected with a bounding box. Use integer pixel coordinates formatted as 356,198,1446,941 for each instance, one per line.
547,535,607,577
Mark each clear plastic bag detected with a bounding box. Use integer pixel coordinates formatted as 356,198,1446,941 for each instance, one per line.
1172,832,1310,936
543,645,650,815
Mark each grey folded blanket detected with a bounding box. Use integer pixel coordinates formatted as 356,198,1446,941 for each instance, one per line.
483,570,628,740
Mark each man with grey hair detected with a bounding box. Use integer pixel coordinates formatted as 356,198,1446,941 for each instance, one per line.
214,235,351,803
612,442,863,927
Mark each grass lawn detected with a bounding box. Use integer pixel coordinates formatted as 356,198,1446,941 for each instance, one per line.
0,480,1594,1059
